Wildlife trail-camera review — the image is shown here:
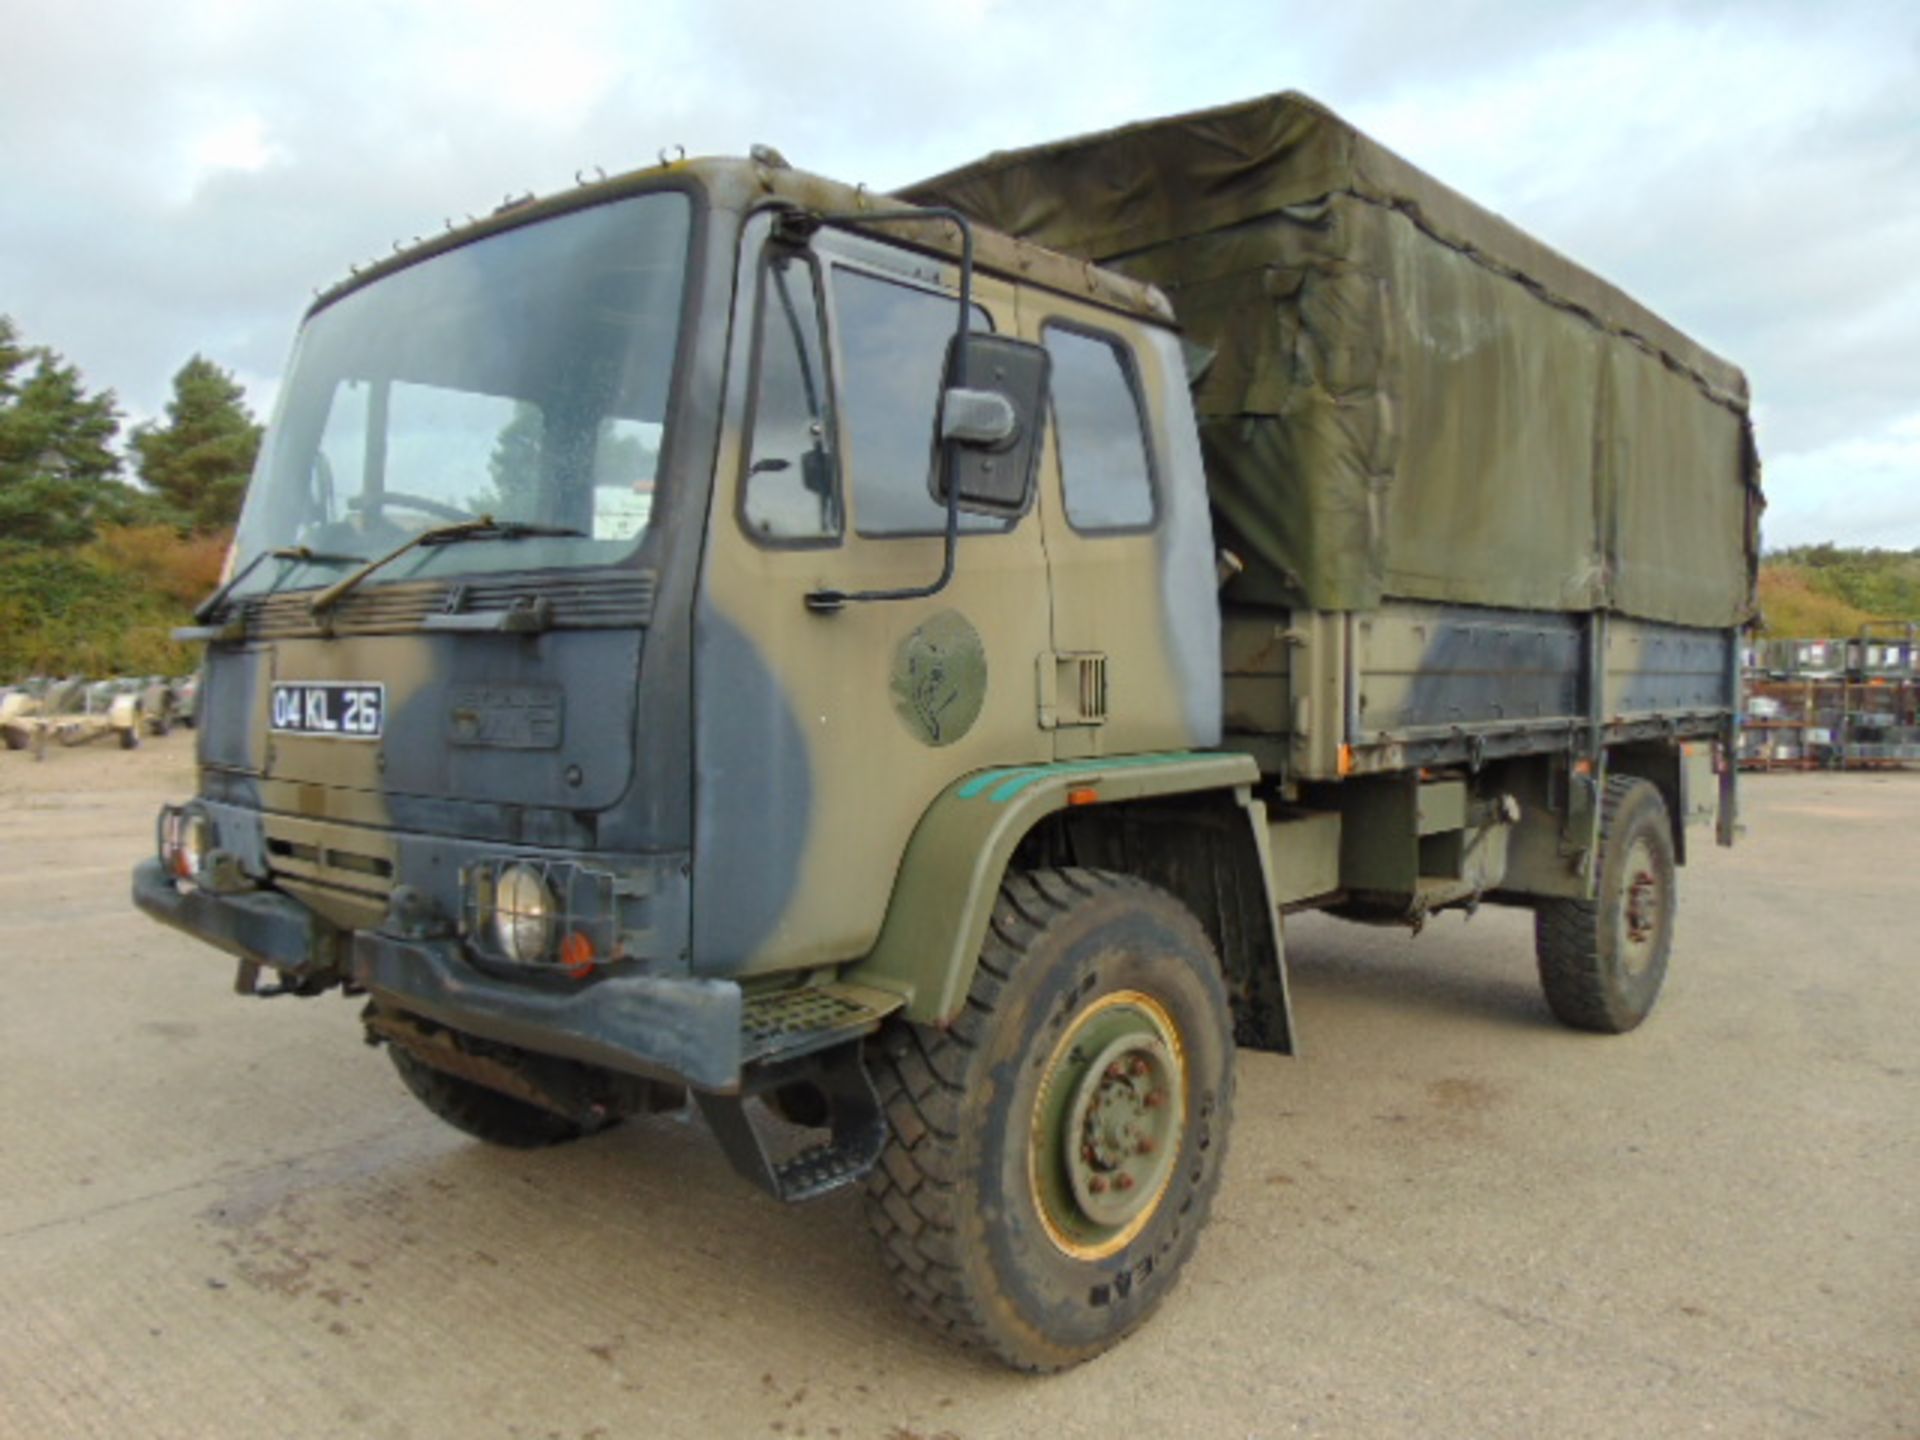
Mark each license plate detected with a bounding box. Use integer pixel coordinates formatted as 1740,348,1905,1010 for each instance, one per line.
270,682,385,739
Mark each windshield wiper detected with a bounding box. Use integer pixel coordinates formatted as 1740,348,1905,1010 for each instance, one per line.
192,545,367,623
308,517,587,619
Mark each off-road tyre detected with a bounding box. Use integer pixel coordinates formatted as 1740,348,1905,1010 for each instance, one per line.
387,1043,608,1149
1534,775,1676,1034
118,727,140,750
864,868,1235,1372
2,731,25,752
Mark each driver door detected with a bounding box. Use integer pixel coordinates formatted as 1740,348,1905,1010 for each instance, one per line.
691,216,1053,975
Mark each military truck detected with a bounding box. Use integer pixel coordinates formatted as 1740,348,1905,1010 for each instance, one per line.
136,92,1756,1370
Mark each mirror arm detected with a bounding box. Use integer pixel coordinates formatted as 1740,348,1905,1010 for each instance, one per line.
791,205,974,615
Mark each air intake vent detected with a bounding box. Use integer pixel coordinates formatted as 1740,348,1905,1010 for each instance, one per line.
1038,651,1108,729
1078,654,1108,723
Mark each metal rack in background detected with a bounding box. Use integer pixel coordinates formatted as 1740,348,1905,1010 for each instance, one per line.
1739,624,1920,770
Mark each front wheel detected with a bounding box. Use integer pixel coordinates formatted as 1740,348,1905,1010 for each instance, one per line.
864,869,1234,1371
1534,775,1677,1033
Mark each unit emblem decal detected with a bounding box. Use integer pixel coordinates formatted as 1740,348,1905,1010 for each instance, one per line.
891,610,987,747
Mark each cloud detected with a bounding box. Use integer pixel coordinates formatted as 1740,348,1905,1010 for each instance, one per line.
1761,410,1920,548
1,0,1914,545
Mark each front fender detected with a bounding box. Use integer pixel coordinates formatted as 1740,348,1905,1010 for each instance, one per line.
848,751,1259,1024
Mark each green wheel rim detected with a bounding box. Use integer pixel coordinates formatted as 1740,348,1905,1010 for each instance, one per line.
1618,834,1664,977
1028,990,1187,1260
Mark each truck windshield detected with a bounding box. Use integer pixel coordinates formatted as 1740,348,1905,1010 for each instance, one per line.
229,191,692,596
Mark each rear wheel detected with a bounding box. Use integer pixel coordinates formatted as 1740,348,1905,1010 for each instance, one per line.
387,1044,613,1149
864,868,1234,1371
1534,775,1676,1033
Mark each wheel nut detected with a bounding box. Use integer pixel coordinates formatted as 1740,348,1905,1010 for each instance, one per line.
1137,1137,1154,1155
1129,1056,1149,1078
1089,1175,1108,1194
1143,1090,1166,1110
1115,1173,1135,1191
1105,1063,1125,1082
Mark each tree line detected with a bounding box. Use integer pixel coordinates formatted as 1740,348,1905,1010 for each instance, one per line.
1,313,261,677
1763,543,1920,626
0,313,261,549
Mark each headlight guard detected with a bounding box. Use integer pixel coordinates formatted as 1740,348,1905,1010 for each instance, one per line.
462,857,640,978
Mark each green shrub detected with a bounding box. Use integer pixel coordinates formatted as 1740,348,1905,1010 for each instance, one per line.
0,544,194,678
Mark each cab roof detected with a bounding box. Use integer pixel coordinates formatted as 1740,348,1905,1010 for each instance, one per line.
311,155,1176,329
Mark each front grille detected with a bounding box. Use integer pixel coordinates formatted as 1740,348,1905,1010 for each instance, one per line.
239,570,655,639
266,835,394,891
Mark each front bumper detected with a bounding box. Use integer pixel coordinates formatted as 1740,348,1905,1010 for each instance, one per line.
352,931,743,1091
132,859,745,1091
134,857,343,980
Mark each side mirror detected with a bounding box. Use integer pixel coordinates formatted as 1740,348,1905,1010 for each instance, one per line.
934,333,1049,519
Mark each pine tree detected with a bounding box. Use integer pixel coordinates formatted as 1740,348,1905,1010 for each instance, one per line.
131,355,263,532
480,402,545,518
0,315,129,547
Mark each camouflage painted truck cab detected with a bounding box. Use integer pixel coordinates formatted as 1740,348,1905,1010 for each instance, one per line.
136,92,1754,1371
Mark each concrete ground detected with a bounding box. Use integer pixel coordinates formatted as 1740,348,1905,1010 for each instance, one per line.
0,737,1913,1439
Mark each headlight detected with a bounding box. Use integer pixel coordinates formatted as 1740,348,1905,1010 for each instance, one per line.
160,805,213,882
491,862,556,963
465,858,614,977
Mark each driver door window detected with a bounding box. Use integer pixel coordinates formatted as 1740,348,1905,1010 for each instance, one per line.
831,268,1004,538
741,251,841,544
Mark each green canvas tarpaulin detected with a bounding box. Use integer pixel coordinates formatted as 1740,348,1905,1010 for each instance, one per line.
903,91,1761,628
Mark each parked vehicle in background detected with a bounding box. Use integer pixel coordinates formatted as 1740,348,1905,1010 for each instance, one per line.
168,672,199,729
2,675,143,754
0,680,39,746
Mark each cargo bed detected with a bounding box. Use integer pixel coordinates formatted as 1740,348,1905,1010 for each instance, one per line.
1223,600,1737,780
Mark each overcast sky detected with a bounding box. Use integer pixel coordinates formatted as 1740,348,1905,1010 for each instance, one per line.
2,0,1915,549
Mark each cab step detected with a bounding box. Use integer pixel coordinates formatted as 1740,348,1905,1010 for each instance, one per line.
697,1041,887,1203
740,980,902,1066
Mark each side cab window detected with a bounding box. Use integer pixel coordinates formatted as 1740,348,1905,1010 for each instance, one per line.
1042,323,1157,532
740,249,841,545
